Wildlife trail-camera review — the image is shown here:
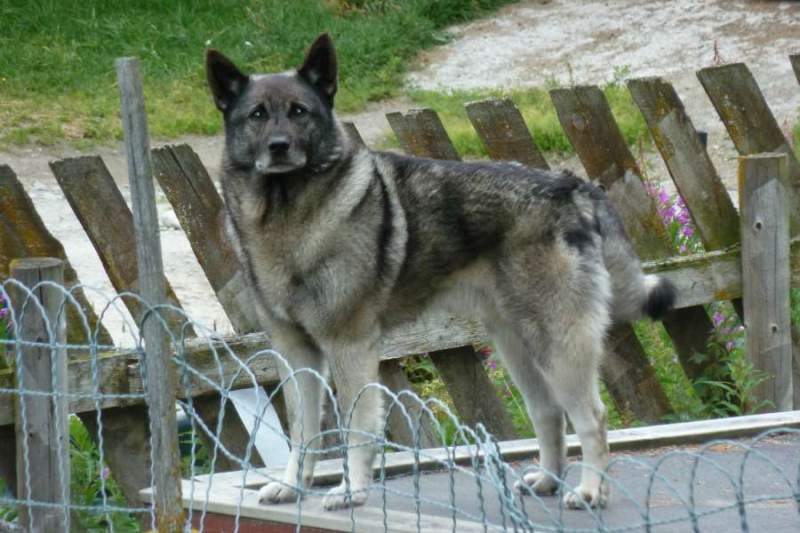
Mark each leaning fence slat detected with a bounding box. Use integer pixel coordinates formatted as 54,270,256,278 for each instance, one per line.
628,77,740,251
697,63,800,233
739,154,793,412
0,165,112,345
151,145,259,334
342,121,366,147
9,258,70,532
464,98,550,169
116,57,183,531
386,108,518,437
386,109,460,160
49,156,193,337
629,76,746,332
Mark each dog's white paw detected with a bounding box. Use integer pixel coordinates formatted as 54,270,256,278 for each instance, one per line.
322,482,368,510
562,483,608,509
515,471,560,496
258,481,301,505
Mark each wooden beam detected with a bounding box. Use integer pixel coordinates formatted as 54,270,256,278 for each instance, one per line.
464,98,549,169
739,153,793,411
0,165,112,345
49,156,193,337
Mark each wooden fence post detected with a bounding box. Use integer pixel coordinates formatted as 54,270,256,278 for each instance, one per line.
9,258,69,532
739,153,793,412
116,57,183,531
386,109,518,440
464,98,550,169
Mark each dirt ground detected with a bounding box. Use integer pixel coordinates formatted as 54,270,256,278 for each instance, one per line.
2,0,799,344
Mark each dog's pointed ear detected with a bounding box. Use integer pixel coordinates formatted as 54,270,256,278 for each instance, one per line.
206,50,249,112
298,33,337,105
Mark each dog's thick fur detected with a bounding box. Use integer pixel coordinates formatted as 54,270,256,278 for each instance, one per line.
207,34,676,510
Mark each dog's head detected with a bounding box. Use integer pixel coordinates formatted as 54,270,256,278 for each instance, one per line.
207,34,342,178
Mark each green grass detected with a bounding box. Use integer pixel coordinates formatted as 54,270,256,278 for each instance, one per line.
382,82,649,158
0,0,517,147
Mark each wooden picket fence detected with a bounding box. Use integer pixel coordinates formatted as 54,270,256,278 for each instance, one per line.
1,57,800,521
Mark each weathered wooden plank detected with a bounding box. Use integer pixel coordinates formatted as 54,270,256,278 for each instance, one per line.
199,410,800,490
1,239,799,427
386,109,460,160
550,87,672,258
697,63,800,233
151,144,259,334
9,258,70,532
426,346,517,440
49,156,193,337
379,360,441,449
386,108,519,436
189,395,265,471
464,98,550,169
628,77,740,250
342,121,366,147
0,165,112,345
739,154,793,412
116,56,183,531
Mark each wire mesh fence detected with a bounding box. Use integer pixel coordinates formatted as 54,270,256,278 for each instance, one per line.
1,278,799,532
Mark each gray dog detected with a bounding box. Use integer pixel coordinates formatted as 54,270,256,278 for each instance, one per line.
206,33,675,511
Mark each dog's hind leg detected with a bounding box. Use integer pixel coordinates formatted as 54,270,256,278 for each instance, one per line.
319,332,383,510
258,324,326,504
490,325,566,496
543,324,610,509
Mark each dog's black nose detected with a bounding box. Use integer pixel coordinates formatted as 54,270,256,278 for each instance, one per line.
268,138,290,154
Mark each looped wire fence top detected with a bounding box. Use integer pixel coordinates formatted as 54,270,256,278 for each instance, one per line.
1,280,799,532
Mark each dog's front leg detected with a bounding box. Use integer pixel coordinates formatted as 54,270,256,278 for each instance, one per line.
258,324,325,504
320,333,383,510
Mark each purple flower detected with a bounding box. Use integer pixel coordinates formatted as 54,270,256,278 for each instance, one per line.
679,243,687,254
657,190,670,204
0,308,7,319
487,359,498,370
101,466,110,480
681,226,695,238
712,311,725,326
677,211,691,225
725,341,734,352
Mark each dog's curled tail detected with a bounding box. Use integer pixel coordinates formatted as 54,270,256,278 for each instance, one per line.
589,187,677,323
641,274,677,320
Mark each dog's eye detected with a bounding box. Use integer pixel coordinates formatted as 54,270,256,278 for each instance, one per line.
249,106,267,120
289,103,308,117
